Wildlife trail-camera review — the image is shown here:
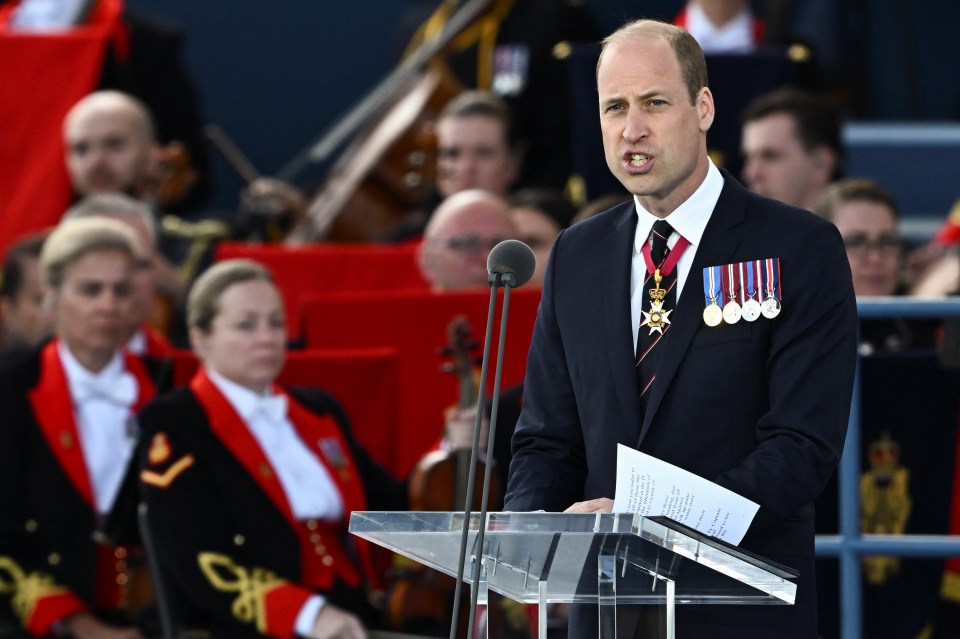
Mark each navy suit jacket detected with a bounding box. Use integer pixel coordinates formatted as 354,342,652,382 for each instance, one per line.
504,174,857,638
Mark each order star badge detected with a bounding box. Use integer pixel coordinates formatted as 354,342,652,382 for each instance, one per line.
640,300,672,335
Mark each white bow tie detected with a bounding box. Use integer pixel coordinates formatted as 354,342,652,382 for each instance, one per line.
72,372,138,407
250,394,287,424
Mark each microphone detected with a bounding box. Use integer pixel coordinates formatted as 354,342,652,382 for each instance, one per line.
487,239,536,288
451,240,535,639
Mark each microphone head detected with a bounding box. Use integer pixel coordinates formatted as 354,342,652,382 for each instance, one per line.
487,239,536,288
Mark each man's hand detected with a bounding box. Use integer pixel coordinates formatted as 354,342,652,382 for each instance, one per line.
240,177,308,222
62,612,146,639
564,498,614,513
309,604,367,639
443,405,488,451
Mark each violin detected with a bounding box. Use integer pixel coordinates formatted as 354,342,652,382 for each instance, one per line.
283,0,496,244
385,316,502,634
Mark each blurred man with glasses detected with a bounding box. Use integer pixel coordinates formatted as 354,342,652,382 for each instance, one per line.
417,189,516,292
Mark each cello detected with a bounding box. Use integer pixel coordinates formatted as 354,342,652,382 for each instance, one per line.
386,316,503,634
283,0,496,244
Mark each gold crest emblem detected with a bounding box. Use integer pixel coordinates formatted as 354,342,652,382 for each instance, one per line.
860,431,911,585
148,432,172,465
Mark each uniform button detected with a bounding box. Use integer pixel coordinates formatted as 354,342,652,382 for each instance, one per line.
322,555,333,567
114,547,127,559
233,535,245,546
314,547,324,555
306,520,318,531
315,544,326,554
116,574,128,585
309,533,322,544
47,553,60,566
25,520,37,533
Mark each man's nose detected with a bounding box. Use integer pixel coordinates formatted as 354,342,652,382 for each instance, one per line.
622,110,649,143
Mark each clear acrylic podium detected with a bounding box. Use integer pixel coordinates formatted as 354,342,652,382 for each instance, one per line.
350,511,796,638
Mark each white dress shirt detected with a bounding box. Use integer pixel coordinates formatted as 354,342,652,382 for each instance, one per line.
685,1,759,54
631,161,724,353
60,343,138,515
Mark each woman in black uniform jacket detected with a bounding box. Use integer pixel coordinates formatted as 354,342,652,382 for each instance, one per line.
0,218,157,639
137,259,406,639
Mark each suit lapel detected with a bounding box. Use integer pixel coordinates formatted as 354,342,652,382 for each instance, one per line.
28,340,95,507
638,176,747,444
600,203,645,444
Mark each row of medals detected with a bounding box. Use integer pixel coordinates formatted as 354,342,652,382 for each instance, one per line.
703,292,781,327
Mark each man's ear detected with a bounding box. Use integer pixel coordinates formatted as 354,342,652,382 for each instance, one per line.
812,146,837,177
418,242,439,289
697,87,715,133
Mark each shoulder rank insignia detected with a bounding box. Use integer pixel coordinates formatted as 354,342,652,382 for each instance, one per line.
141,432,195,489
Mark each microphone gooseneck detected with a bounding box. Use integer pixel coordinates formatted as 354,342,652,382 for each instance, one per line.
449,240,534,639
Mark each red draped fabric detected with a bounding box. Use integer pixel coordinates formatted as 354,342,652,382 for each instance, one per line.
0,0,124,257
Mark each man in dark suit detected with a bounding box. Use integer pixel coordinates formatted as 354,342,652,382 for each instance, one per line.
503,19,857,639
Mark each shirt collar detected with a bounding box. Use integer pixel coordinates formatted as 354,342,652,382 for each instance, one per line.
206,367,280,423
633,160,724,253
59,341,125,389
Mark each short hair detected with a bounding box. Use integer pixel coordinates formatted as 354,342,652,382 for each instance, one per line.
41,218,138,290
814,178,899,223
439,90,521,151
63,193,158,242
1,232,47,300
508,188,577,229
187,259,276,333
599,19,708,105
742,87,843,160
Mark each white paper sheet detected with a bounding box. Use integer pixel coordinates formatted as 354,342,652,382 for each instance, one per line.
612,444,759,545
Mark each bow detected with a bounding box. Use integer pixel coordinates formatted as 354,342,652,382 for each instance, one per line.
250,394,287,424
72,372,138,407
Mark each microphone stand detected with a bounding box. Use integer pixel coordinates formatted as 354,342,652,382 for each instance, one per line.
449,271,517,639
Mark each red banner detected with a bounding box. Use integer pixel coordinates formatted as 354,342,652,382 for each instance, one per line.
0,0,123,257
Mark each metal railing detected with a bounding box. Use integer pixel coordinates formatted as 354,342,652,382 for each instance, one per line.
814,298,960,639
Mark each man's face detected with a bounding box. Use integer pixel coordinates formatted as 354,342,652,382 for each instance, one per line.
0,256,51,346
435,115,518,198
597,37,714,216
741,113,827,209
52,250,136,365
64,105,154,197
420,202,516,292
